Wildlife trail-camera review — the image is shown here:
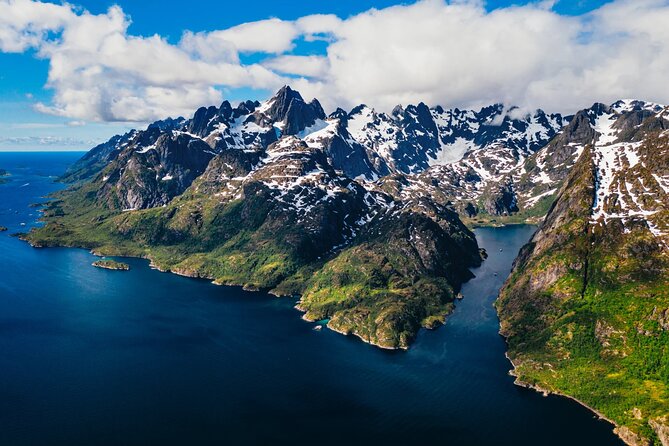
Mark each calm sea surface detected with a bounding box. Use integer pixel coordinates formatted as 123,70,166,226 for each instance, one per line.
0,152,622,445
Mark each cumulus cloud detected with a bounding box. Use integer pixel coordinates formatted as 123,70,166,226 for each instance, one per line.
313,0,669,113
0,0,73,52
207,18,300,54
2,1,284,121
3,0,669,122
263,55,330,78
295,14,343,39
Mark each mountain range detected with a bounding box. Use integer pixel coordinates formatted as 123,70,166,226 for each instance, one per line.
24,87,669,445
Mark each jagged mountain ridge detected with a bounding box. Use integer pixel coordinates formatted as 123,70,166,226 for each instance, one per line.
37,87,668,354
60,87,667,233
514,99,668,219
34,86,669,441
379,99,669,221
63,86,568,214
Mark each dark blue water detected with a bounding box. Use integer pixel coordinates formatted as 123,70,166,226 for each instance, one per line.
0,152,623,446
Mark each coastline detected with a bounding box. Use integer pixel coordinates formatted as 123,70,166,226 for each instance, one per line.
18,207,648,443
325,321,406,351
29,219,656,443
503,352,649,446
23,235,413,351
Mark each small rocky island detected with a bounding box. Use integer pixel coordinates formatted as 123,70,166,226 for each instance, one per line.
92,259,130,271
0,226,7,232
0,169,9,184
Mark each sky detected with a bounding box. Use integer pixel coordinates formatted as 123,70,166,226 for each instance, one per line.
2,0,668,151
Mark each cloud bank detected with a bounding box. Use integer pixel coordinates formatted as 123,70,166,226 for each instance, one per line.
2,0,669,121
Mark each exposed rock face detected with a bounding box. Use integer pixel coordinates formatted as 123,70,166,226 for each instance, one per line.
264,86,326,135
343,102,566,176
483,183,518,215
97,133,214,210
615,426,651,446
649,418,669,446
66,92,663,228
651,307,669,331
514,100,667,214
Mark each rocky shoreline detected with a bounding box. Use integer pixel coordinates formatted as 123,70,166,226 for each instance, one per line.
92,259,130,271
26,233,447,351
324,319,407,351
504,353,667,446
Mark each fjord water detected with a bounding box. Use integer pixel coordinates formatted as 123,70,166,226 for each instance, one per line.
0,152,623,446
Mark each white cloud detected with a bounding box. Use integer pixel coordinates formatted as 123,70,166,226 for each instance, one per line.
3,0,669,123
298,0,669,113
0,0,73,52
2,1,285,122
179,31,239,64
295,14,342,39
263,55,330,78
208,18,299,54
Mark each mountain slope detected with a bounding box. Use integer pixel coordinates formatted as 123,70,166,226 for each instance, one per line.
62,86,568,218
497,104,669,445
26,88,488,349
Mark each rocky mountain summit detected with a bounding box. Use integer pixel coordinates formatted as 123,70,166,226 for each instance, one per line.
29,86,502,349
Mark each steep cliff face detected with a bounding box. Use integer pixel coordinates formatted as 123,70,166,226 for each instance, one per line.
512,100,666,219
497,107,669,445
97,133,215,210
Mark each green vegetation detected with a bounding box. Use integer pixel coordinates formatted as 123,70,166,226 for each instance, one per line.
498,146,669,445
298,242,457,349
463,193,556,228
26,172,480,350
92,259,130,270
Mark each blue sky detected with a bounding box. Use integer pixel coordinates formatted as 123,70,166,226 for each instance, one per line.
0,0,654,151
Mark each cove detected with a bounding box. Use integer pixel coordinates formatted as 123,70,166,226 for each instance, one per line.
0,152,623,445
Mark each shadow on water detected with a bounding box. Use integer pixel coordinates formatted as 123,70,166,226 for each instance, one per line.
0,152,623,446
